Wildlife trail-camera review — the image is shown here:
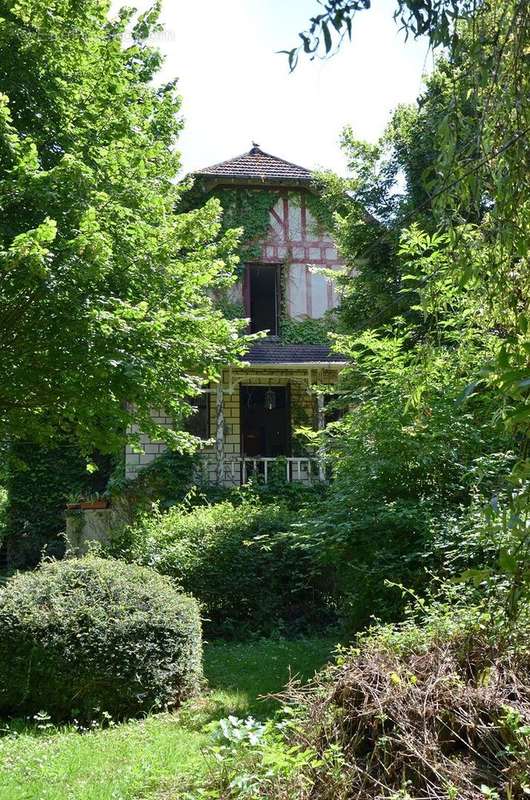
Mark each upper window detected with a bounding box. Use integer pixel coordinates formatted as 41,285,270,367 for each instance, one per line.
245,264,279,336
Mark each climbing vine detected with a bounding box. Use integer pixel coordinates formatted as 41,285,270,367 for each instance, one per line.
214,188,278,266
278,256,337,344
279,315,333,345
5,441,111,568
215,297,245,321
305,192,333,237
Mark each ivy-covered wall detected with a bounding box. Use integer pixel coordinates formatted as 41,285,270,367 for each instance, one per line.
212,188,278,267
279,314,335,345
184,180,343,338
5,443,112,569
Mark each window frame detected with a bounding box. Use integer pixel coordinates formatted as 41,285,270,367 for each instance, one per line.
184,389,210,440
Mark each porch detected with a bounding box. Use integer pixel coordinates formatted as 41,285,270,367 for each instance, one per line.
198,346,346,487
124,344,347,486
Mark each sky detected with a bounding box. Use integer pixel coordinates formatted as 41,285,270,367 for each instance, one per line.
130,0,432,176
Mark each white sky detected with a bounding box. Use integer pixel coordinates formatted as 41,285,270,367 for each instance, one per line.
129,0,432,176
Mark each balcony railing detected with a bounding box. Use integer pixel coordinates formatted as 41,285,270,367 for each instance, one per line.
199,456,325,485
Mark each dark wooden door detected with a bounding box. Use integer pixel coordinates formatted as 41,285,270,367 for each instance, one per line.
240,386,290,457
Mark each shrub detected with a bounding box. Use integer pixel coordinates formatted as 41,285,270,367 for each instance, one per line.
287,605,530,799
0,556,202,721
109,495,332,638
289,336,513,632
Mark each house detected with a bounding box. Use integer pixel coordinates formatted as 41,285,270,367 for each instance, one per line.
125,145,347,486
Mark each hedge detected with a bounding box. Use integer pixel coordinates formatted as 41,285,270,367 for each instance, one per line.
109,495,333,638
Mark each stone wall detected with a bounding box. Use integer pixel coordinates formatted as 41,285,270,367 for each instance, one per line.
125,409,172,480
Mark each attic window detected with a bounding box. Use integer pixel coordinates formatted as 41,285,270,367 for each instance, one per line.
245,264,279,336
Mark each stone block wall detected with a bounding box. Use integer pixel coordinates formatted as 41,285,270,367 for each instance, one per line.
125,409,173,480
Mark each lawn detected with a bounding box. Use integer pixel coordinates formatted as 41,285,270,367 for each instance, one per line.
0,637,336,800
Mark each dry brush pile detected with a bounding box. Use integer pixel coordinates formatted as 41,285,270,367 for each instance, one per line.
272,624,530,800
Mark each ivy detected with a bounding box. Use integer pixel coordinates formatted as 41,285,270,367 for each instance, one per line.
4,441,106,568
279,315,333,345
304,191,337,238
215,298,245,321
215,188,278,264
184,184,278,275
107,449,197,515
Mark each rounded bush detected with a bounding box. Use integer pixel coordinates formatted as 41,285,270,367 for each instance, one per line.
0,556,203,721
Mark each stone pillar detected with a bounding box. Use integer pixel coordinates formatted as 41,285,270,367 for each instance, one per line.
216,382,225,483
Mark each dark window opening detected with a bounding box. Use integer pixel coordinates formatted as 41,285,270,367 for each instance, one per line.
184,392,210,439
88,450,114,493
246,264,279,335
324,393,346,425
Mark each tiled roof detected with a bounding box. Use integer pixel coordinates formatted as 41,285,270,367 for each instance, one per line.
243,342,347,366
195,145,312,184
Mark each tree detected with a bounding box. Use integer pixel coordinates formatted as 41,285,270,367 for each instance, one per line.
0,0,247,454
292,0,530,618
284,0,481,69
318,50,485,330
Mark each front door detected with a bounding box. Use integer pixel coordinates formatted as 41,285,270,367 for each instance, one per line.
240,385,290,457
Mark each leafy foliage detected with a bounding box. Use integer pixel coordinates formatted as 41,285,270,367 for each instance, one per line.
0,0,248,452
108,491,332,638
208,590,530,800
107,448,197,517
213,188,278,266
276,0,530,632
182,185,278,272
283,0,479,69
293,317,511,629
279,315,332,345
4,442,96,568
0,556,202,721
195,713,319,799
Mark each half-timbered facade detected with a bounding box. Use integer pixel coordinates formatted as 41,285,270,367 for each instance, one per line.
125,145,347,485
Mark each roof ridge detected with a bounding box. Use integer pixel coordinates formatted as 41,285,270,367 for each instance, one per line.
247,146,312,174
194,145,313,179
195,149,260,175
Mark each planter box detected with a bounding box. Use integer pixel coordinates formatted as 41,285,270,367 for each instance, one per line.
66,503,81,511
79,500,109,510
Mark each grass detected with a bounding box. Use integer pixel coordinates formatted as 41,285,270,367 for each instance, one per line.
0,637,336,800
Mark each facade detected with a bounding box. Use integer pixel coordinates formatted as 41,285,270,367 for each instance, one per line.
125,145,347,485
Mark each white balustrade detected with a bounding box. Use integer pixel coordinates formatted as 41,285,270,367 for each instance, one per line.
200,456,324,485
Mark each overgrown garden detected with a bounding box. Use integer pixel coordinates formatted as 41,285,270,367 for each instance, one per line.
0,0,529,797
